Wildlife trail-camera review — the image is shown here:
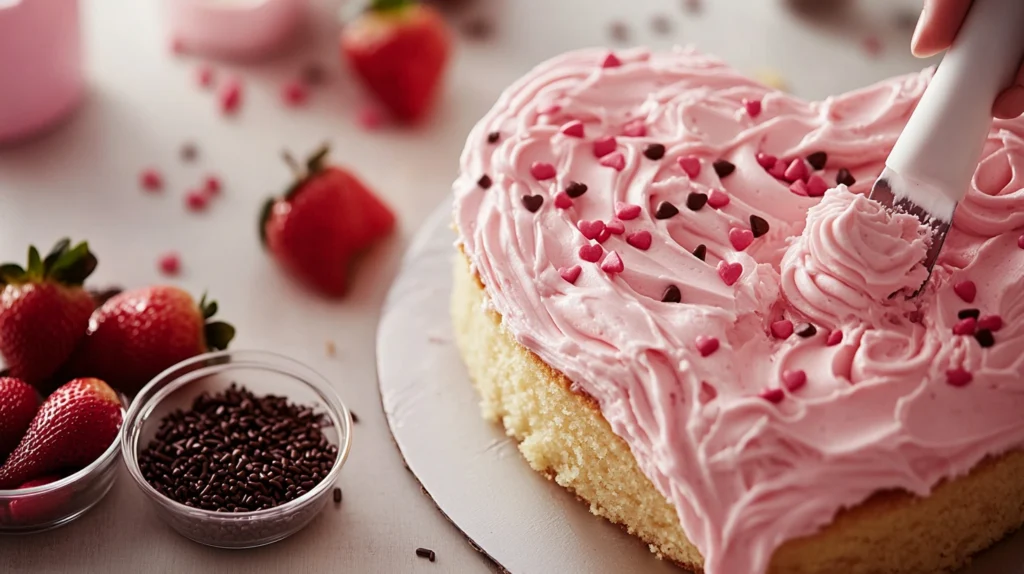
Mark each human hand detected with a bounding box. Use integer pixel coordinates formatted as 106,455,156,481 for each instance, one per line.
912,0,1024,119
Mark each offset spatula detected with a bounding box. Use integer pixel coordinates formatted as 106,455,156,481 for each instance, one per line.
870,0,1024,287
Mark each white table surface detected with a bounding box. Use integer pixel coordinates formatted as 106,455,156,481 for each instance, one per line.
0,0,942,572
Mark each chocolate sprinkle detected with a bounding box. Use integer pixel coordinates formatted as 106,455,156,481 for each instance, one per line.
655,201,679,219
651,14,672,35
487,131,500,144
350,411,359,423
976,329,995,348
301,63,328,86
180,142,198,162
806,151,828,170
643,143,666,160
713,159,736,178
565,181,588,198
661,285,682,303
958,308,981,320
749,215,770,238
795,323,817,338
333,488,342,503
416,548,437,562
692,244,707,261
836,168,856,187
522,195,544,213
462,17,493,40
609,21,630,43
686,192,708,211
477,174,492,189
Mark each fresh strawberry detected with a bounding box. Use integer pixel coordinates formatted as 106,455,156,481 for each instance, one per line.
8,475,67,524
67,287,235,396
260,145,397,297
0,239,97,385
0,378,39,462
0,378,122,489
341,0,451,123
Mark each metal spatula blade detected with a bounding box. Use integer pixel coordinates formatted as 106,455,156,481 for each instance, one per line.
868,168,953,279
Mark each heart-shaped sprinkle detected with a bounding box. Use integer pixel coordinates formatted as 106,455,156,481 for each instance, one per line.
707,189,730,209
487,131,500,144
577,219,607,240
756,152,777,169
770,320,793,339
695,335,719,357
477,174,492,189
717,261,742,286
770,161,789,180
836,167,856,186
579,243,604,262
760,388,785,403
623,119,647,137
806,174,829,197
627,230,652,250
615,202,642,220
789,180,809,197
743,98,762,117
678,156,702,178
699,381,717,403
952,317,977,336
561,120,585,138
729,228,754,251
601,251,624,273
597,227,612,243
978,315,1003,331
826,330,843,346
958,308,981,320
946,368,973,387
806,151,828,170
686,192,708,211
606,219,625,235
782,370,806,392
795,323,817,338
554,191,573,209
600,152,626,171
783,158,808,183
976,330,995,348
1018,234,1024,249
530,162,556,180
522,194,544,212
749,215,770,238
655,201,679,219
662,285,682,303
954,280,977,303
559,265,582,284
593,136,617,158
692,244,707,261
643,143,666,160
565,181,588,198
602,53,622,68
713,159,736,178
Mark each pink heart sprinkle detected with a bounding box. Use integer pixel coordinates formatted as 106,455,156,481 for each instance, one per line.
678,156,701,178
978,315,1003,332
806,174,829,197
554,191,573,209
622,119,647,137
559,265,582,284
826,330,843,346
579,243,604,262
626,230,652,250
600,251,624,273
606,219,625,235
561,120,585,138
783,158,808,183
577,219,606,240
358,107,385,130
952,317,977,336
602,53,622,68
600,152,626,171
695,336,719,357
756,152,777,169
946,368,973,387
282,81,309,107
597,228,612,243
530,161,557,180
770,320,793,339
615,202,642,220
770,161,789,180
140,168,163,192
197,64,215,88
953,280,977,303
717,261,743,286
158,252,181,276
789,180,809,197
782,369,806,392
760,388,785,403
218,77,243,115
729,228,754,251
707,189,730,209
743,98,762,118
593,136,617,158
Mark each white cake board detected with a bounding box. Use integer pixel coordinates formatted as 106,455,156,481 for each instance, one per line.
376,202,1024,574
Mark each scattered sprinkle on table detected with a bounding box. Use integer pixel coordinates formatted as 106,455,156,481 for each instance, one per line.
415,548,436,562
333,487,342,504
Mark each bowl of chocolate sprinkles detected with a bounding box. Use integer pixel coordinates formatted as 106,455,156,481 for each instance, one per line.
120,350,353,549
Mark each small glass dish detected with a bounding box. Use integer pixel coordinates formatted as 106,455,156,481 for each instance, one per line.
0,392,127,534
120,350,353,549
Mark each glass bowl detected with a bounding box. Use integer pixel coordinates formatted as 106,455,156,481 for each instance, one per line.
0,392,127,534
120,350,353,549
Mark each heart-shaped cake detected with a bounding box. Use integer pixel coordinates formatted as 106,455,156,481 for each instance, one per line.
451,47,1024,574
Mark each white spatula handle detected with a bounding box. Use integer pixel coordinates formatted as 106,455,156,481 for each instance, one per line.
886,0,1024,205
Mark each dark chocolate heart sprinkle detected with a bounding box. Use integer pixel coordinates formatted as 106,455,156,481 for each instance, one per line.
692,244,707,261
643,143,666,160
795,323,817,338
180,142,198,162
958,308,981,320
686,192,708,211
487,131,500,144
975,329,995,348
806,151,828,170
522,195,544,213
836,167,856,187
565,181,588,198
477,174,492,189
661,285,682,303
655,201,679,219
749,215,770,238
713,159,736,178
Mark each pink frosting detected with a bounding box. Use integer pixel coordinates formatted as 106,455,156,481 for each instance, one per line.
452,47,1024,574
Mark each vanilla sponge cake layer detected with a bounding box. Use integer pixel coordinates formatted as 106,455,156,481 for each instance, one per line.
452,254,1024,574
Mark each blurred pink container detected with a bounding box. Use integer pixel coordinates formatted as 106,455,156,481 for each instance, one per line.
0,0,84,144
165,0,307,60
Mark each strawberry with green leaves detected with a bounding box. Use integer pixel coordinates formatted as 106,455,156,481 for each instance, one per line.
0,240,97,386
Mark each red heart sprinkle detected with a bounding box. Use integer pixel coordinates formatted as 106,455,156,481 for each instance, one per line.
185,190,209,212
756,152,777,169
717,261,743,286
600,251,624,273
760,388,785,403
953,280,977,303
826,330,843,346
593,136,617,158
561,120,585,138
597,227,612,243
218,77,243,115
530,162,556,180
678,156,701,178
783,158,808,183
770,320,793,339
978,315,1003,331
770,161,789,180
622,119,647,137
158,252,181,276
1018,234,1024,249
559,265,582,284
695,336,719,357
615,202,642,220
600,152,626,171
743,98,762,117
707,189,730,209
946,368,973,387
952,317,977,336
789,180,809,197
782,370,806,392
358,107,384,130
282,81,308,107
602,53,622,68
606,219,625,235
577,219,606,240
806,174,829,197
626,230,652,250
204,175,222,196
554,192,573,209
729,228,754,251
579,244,604,262
140,168,163,192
